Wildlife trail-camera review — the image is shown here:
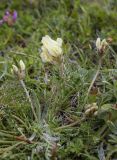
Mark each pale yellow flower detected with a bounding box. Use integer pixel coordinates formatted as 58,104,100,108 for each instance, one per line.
40,35,63,63
40,46,53,63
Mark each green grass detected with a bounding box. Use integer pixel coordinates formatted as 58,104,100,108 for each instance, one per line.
0,0,117,159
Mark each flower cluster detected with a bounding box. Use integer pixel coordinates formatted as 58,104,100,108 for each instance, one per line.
0,10,17,26
11,60,25,80
40,35,63,63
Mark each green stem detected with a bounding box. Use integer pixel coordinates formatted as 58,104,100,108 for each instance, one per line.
20,80,38,122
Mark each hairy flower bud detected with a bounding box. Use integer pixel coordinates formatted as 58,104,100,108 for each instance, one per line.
12,65,19,74
12,60,25,80
19,60,25,71
96,37,108,55
84,103,98,117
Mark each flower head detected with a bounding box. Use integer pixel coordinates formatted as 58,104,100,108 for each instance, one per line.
96,37,108,55
40,35,63,63
0,10,17,26
12,60,25,80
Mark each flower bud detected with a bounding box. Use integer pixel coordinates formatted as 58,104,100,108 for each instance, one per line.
19,60,25,71
12,11,17,22
96,37,108,55
96,38,101,50
12,65,19,74
12,60,26,80
94,111,98,116
84,103,98,117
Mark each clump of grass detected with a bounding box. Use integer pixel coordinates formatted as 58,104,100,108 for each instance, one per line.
0,0,117,159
